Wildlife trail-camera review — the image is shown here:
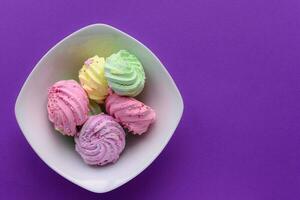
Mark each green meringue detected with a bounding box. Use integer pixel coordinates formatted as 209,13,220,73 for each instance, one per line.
104,50,145,97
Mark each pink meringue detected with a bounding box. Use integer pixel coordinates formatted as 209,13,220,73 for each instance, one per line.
75,114,126,166
47,80,89,136
105,91,156,135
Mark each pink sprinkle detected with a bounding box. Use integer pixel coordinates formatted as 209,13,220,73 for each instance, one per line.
84,59,93,67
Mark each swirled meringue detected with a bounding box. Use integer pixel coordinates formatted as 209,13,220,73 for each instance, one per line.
79,55,108,103
47,80,89,136
104,50,145,97
105,91,156,135
75,114,126,166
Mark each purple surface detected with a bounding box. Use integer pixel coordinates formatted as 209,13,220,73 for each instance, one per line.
1,0,300,199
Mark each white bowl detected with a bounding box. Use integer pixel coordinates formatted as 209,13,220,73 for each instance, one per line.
15,24,184,193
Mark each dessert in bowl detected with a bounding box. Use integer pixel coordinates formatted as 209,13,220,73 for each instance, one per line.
15,24,183,193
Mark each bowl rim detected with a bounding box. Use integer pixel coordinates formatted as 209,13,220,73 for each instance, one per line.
14,23,184,193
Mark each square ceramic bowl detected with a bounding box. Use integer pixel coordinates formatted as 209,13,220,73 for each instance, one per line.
15,24,184,193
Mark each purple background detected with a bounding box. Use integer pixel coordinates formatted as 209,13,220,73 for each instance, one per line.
1,0,300,199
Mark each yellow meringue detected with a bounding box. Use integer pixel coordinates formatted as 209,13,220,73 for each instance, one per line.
79,55,108,103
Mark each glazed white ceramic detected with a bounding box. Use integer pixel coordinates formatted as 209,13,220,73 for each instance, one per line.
15,24,184,193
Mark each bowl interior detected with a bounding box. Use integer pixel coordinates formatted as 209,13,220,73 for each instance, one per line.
15,24,183,192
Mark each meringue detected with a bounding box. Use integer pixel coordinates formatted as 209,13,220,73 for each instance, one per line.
104,50,145,97
79,55,108,103
75,114,126,165
47,80,89,136
106,91,156,135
